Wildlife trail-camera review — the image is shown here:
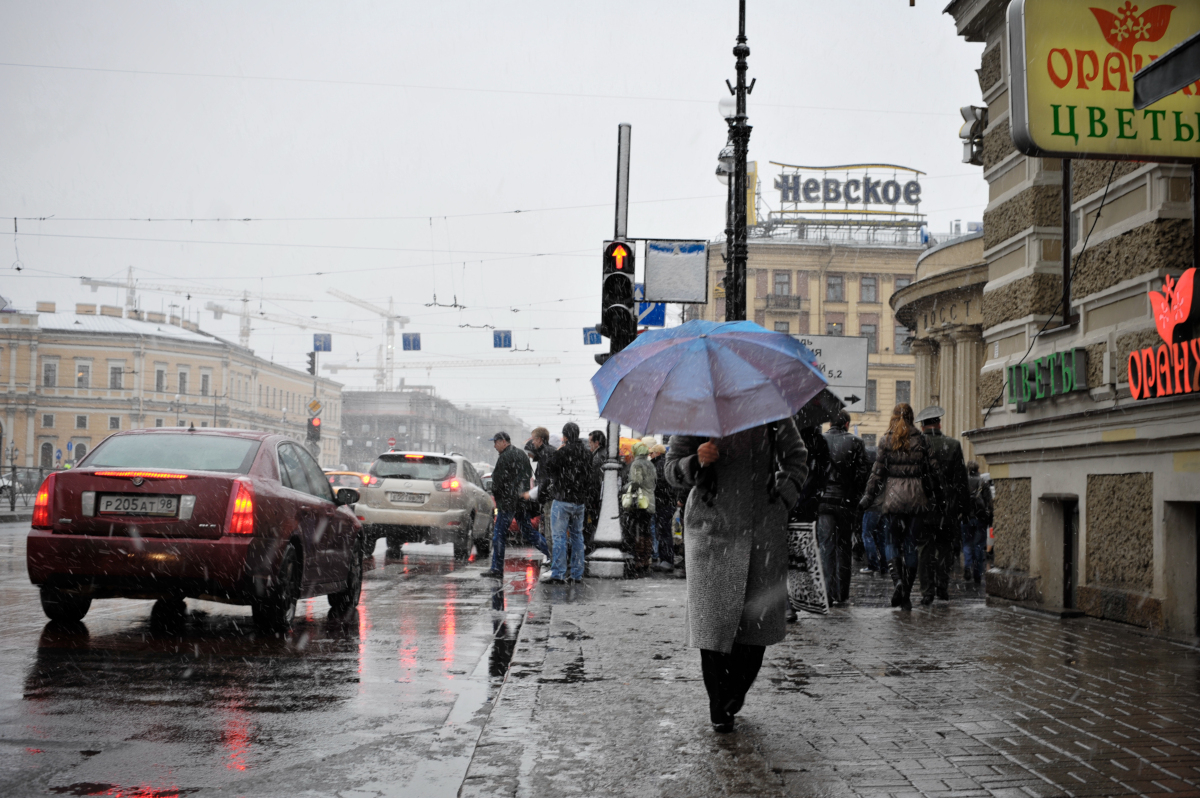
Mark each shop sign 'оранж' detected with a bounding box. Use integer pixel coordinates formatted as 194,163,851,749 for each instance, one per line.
1008,0,1200,163
1129,267,1200,400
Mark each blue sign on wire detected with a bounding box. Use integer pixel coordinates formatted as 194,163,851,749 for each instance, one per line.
583,328,602,345
634,283,666,327
313,333,332,352
493,330,512,348
402,333,421,351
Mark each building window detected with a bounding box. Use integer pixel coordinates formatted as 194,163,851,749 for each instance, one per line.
862,434,877,447
896,380,911,406
42,362,57,387
862,323,877,354
866,379,878,412
826,321,844,336
76,364,90,388
109,416,121,430
75,415,87,430
42,414,54,428
156,369,166,392
895,276,912,290
773,271,791,296
109,366,123,390
155,418,164,427
894,324,912,354
200,373,211,396
40,442,53,469
178,372,189,395
774,321,790,333
861,276,878,303
201,421,208,427
826,275,844,302
74,443,87,461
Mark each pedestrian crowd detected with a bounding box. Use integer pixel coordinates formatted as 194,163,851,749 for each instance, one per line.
478,401,993,732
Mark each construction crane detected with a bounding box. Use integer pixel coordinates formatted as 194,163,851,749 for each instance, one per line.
323,356,560,390
205,301,370,348
81,267,311,348
326,290,411,391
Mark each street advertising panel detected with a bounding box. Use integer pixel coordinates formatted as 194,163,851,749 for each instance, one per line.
791,334,869,413
643,240,707,303
1009,0,1200,162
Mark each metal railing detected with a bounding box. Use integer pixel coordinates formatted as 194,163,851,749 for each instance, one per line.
2,466,55,511
764,294,806,310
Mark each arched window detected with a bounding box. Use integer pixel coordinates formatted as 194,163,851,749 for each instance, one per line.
40,442,53,469
74,443,87,463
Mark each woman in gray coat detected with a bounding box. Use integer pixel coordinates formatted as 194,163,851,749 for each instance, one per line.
665,419,808,733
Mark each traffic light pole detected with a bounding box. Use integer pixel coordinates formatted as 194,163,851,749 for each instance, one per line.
588,123,632,580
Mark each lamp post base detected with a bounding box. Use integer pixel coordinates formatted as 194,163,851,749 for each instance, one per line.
586,547,626,579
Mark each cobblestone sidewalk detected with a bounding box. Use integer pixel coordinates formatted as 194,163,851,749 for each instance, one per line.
462,570,1200,798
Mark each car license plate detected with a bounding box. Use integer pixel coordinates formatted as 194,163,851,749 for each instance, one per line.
98,495,180,516
388,492,425,504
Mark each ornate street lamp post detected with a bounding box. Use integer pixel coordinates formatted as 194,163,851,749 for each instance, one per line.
723,0,754,322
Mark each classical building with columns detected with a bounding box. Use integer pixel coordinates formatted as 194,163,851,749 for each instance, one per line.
891,231,988,461
0,300,344,469
947,0,1200,636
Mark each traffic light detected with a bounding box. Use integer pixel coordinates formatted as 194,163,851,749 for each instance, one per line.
306,417,322,442
597,240,637,362
306,352,317,376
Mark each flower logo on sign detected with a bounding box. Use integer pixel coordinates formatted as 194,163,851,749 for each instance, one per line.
1090,3,1175,69
1148,267,1194,345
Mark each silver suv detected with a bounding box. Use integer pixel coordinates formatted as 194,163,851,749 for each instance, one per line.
356,452,494,558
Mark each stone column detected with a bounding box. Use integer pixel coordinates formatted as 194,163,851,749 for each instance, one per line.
952,327,983,460
910,338,935,412
935,332,957,436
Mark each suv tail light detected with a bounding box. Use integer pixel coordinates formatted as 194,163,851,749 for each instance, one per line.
227,480,255,535
437,477,461,492
367,475,379,486
31,473,56,530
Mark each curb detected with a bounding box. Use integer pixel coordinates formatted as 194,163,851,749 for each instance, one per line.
0,512,31,524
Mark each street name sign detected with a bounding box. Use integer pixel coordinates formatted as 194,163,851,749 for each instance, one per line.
791,333,869,413
1009,0,1200,162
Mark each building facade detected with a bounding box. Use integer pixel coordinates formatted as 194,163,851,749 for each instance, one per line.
891,232,989,461
0,302,344,469
691,234,920,444
947,0,1200,635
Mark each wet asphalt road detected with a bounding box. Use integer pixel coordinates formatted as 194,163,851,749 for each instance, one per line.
0,521,542,798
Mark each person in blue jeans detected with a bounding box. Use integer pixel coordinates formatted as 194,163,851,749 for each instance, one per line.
536,422,596,583
481,431,549,578
860,501,887,575
961,460,992,583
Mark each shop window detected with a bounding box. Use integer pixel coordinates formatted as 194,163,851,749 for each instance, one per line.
861,276,878,303
42,362,57,387
896,380,911,406
862,324,877,354
826,275,844,302
774,321,790,333
75,415,87,430
76,364,90,388
109,366,123,389
866,380,878,411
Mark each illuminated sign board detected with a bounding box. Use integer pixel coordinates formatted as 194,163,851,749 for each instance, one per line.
1129,268,1200,399
1008,0,1200,162
772,163,924,216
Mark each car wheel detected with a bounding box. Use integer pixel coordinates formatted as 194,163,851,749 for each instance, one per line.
253,545,301,633
474,536,491,558
453,524,471,560
329,539,364,615
385,529,404,553
40,585,91,623
150,597,187,632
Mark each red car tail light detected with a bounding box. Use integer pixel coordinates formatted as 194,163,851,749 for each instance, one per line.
437,477,461,492
368,475,379,486
31,473,56,530
227,480,255,535
93,471,189,479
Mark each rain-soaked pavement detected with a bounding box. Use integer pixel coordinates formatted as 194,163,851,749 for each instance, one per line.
0,520,540,798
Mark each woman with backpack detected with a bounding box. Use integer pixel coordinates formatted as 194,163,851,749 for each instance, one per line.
858,403,938,611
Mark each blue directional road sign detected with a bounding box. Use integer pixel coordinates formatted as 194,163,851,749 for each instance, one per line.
313,333,332,352
634,283,666,327
66,441,73,452
583,328,602,345
493,330,512,348
55,449,62,461
402,333,421,351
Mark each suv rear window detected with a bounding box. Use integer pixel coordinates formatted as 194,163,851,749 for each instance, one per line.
372,455,455,481
86,434,261,473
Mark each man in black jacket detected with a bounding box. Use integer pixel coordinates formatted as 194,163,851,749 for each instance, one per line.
525,427,557,558
817,410,868,604
481,432,549,578
915,406,969,604
585,430,607,551
539,423,594,583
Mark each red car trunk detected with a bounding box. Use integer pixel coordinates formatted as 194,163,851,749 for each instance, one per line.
51,470,236,540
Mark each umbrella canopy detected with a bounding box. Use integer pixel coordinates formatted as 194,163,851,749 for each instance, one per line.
591,319,829,438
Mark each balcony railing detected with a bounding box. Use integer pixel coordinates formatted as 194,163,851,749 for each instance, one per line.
764,294,806,310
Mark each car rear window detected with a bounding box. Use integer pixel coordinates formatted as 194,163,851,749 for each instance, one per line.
329,473,367,488
86,434,261,474
372,455,455,481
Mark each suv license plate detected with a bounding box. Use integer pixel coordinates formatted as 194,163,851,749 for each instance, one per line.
99,495,180,516
388,492,426,504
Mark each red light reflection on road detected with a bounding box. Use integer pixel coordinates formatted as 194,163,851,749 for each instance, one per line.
220,688,252,772
80,782,188,797
357,591,371,681
441,583,457,675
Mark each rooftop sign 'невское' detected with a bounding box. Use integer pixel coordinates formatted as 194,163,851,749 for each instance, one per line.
1009,0,1200,163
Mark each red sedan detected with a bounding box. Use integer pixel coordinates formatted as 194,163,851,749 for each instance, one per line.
26,428,364,632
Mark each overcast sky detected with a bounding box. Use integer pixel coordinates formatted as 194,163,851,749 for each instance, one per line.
1,1,986,435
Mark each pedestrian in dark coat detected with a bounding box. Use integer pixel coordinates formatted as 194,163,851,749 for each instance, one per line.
650,443,676,572
538,422,594,582
915,407,969,604
858,404,937,610
584,430,607,551
961,460,992,583
665,419,808,733
818,410,868,604
481,432,549,578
